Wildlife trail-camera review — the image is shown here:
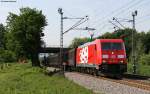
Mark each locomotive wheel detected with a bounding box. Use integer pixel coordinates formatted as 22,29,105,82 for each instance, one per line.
78,67,80,72
91,68,95,76
67,66,71,72
79,67,82,72
87,68,90,74
83,68,86,73
93,69,99,76
114,74,122,79
89,68,93,75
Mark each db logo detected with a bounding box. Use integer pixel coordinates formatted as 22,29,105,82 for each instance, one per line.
79,46,88,64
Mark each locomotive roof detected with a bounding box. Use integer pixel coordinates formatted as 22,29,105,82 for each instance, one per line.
98,39,123,42
78,39,123,48
78,41,95,48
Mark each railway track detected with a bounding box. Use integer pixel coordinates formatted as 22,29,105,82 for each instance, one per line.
123,73,150,80
99,76,150,91
120,78,150,91
121,74,150,91
74,72,150,91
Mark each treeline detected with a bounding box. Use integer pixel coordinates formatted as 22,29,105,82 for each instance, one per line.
0,24,16,62
0,7,47,66
69,28,150,65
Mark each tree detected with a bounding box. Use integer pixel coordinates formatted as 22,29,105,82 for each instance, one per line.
6,7,47,66
143,31,150,54
0,49,16,62
0,24,6,49
138,54,150,65
98,32,117,39
0,23,17,62
69,37,90,48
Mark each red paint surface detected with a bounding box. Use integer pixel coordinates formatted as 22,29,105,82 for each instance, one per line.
76,39,127,66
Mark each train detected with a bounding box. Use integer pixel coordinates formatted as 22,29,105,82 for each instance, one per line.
47,39,127,77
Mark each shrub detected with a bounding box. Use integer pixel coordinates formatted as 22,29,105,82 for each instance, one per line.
0,49,16,62
138,54,150,65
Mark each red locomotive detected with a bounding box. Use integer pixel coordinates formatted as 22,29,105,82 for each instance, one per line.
67,39,127,76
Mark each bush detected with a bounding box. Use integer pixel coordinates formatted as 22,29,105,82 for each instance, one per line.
0,49,16,62
138,54,150,65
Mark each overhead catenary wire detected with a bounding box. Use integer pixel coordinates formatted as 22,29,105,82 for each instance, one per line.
117,0,150,19
90,0,137,23
90,0,143,28
63,16,88,34
59,0,150,39
61,0,150,39
113,17,126,29
89,0,146,34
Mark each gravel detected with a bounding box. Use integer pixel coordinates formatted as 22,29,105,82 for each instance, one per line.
65,72,150,94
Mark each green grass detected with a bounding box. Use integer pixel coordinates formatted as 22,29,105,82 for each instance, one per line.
0,63,95,94
127,63,150,76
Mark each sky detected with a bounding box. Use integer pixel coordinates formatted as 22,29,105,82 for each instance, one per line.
0,0,150,47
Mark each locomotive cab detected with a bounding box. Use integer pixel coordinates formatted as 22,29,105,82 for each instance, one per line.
100,39,127,75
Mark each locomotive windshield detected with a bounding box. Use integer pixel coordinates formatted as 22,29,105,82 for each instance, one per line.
101,42,123,50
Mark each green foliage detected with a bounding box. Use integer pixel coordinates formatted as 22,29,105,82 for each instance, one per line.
127,63,150,76
0,63,94,94
0,23,17,63
127,63,133,74
6,7,47,66
98,32,117,39
69,37,91,48
137,64,150,76
0,24,6,49
138,54,150,65
0,49,16,62
143,31,150,53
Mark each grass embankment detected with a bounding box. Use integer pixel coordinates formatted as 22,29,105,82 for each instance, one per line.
0,63,94,94
127,63,150,76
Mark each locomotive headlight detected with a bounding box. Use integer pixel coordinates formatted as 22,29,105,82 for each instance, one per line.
120,60,124,63
118,55,124,58
102,60,106,62
102,55,108,58
102,60,107,64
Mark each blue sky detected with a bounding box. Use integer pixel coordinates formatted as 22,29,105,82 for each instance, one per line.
0,0,150,46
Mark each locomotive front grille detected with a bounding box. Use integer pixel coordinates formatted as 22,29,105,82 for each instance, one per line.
101,64,127,73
